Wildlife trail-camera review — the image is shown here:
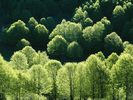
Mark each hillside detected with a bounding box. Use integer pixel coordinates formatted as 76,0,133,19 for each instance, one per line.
0,0,133,100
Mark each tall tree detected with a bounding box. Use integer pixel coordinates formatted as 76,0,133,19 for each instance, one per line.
111,54,133,100
45,60,62,100
57,63,77,100
85,55,108,99
29,64,52,95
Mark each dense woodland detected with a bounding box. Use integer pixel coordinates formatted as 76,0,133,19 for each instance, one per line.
0,0,133,100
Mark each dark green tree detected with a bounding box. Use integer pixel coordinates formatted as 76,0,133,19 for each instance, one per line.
16,38,31,50
3,20,29,46
104,32,123,55
47,35,68,57
67,41,83,60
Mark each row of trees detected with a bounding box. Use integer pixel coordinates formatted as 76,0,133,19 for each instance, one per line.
1,17,124,61
72,0,133,42
1,0,133,61
0,43,133,100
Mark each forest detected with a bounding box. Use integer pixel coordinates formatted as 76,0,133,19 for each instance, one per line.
0,0,133,100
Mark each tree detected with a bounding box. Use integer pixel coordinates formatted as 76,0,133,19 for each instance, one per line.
85,55,108,99
83,21,105,53
67,41,83,60
101,17,112,34
33,51,49,66
29,64,52,95
112,5,126,33
3,20,29,46
27,17,38,30
13,71,31,100
104,32,123,55
10,52,28,70
123,2,133,20
95,51,105,61
47,35,68,57
72,7,88,23
122,19,133,42
0,55,17,99
45,60,62,100
105,53,119,69
111,54,133,100
82,17,93,28
49,20,83,43
21,46,37,67
123,44,133,56
40,17,56,32
31,24,49,48
56,63,77,100
16,38,31,50
75,62,89,100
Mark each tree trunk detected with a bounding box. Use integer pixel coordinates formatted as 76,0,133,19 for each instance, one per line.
125,76,129,100
92,82,95,100
112,83,115,100
70,78,74,100
53,80,57,100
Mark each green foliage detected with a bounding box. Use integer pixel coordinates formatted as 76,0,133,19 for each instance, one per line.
47,35,68,57
111,54,133,99
1,0,133,99
27,17,38,30
57,63,77,99
72,7,88,23
30,24,49,48
16,38,31,50
86,55,108,99
21,46,37,67
3,20,29,46
67,41,83,59
83,21,106,52
49,20,83,42
29,64,52,95
95,51,105,61
75,62,89,99
33,51,49,66
104,32,124,54
45,60,62,99
10,52,28,70
40,17,56,31
112,5,126,33
105,53,119,69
